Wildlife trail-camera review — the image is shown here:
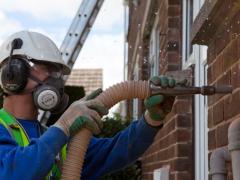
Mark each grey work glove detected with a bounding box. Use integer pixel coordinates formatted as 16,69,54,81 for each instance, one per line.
53,89,108,136
144,76,176,127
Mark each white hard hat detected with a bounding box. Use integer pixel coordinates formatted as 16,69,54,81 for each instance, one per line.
0,31,71,75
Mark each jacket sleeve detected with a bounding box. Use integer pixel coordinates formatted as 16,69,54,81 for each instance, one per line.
0,125,68,180
82,116,161,179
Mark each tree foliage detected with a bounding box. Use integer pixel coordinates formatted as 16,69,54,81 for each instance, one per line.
98,113,141,180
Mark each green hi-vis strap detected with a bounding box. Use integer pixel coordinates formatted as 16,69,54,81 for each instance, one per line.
0,108,67,179
0,108,29,147
46,145,67,180
61,144,67,162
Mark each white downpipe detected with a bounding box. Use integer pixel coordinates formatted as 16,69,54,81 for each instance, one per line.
228,118,240,180
209,147,230,180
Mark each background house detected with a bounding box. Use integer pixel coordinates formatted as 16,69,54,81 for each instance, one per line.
125,0,238,179
66,68,103,95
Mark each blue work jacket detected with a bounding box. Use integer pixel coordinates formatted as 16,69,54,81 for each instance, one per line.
0,116,160,180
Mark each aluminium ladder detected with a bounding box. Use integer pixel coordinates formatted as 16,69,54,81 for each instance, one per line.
39,0,104,124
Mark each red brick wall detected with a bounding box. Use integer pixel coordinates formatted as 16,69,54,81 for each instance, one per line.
206,12,240,180
167,0,182,72
126,0,148,118
127,0,148,80
191,1,240,179
127,0,194,179
141,97,193,180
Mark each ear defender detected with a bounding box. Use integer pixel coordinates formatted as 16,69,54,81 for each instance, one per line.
0,38,29,94
0,58,29,93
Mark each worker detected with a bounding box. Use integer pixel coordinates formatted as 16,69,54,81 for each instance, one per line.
0,31,176,180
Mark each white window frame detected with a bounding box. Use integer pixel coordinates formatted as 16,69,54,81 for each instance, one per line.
149,15,160,76
124,2,129,81
195,48,208,180
132,98,139,120
182,0,194,69
153,166,170,180
182,0,208,180
132,55,139,120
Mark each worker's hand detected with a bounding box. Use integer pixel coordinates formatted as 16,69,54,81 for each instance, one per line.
53,89,108,136
144,76,176,127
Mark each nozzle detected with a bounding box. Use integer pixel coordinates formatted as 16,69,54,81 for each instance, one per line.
200,85,233,95
150,85,233,96
213,85,233,94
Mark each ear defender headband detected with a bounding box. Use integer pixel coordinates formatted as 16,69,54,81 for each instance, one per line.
0,38,30,93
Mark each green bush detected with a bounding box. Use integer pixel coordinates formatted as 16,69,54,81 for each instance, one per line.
97,113,141,180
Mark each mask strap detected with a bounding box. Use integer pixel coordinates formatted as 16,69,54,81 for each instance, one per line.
5,74,47,96
28,74,44,85
14,74,44,95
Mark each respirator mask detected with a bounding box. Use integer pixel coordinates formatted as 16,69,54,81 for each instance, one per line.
28,64,69,114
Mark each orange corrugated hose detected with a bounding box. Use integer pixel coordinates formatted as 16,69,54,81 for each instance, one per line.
60,80,233,179
61,81,150,180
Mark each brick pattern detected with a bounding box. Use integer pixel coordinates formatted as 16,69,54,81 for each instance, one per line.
165,0,181,72
141,97,193,180
204,9,240,180
127,0,149,116
127,0,193,179
127,0,148,80
127,0,240,179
